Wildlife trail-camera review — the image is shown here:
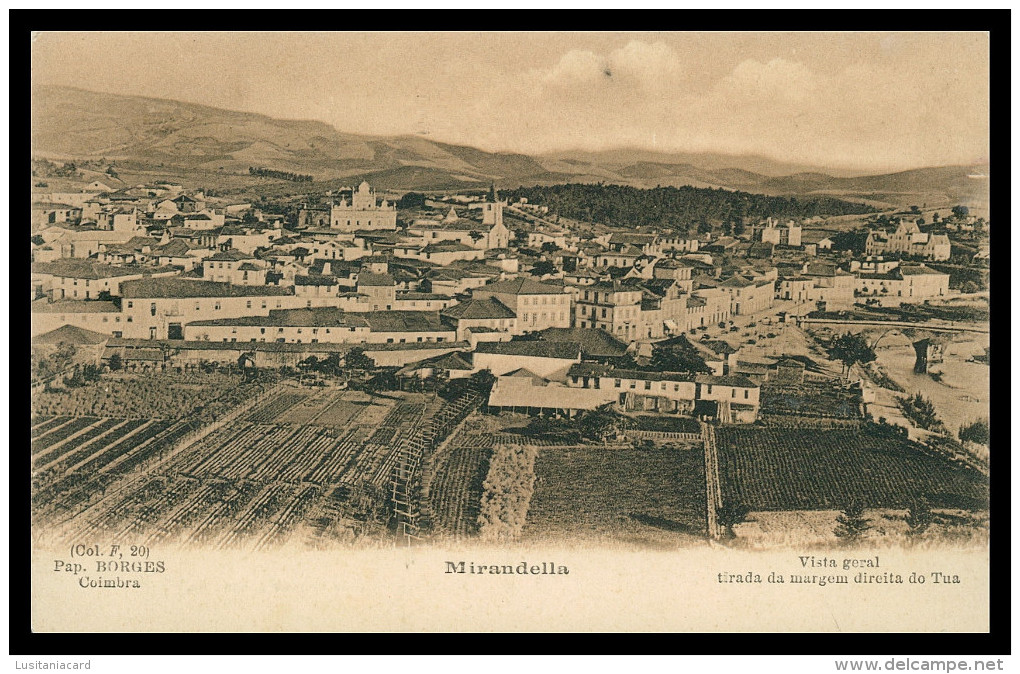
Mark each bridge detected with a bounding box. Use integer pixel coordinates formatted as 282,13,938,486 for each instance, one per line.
796,317,989,335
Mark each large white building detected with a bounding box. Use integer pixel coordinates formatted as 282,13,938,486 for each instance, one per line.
865,220,951,261
328,181,398,232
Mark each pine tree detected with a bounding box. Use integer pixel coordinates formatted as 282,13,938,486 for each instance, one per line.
905,498,934,536
834,499,872,543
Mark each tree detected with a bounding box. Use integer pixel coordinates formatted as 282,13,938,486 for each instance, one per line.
905,497,934,536
951,205,969,219
540,241,560,253
649,342,711,374
530,260,556,276
828,332,876,377
397,192,427,209
577,403,625,443
716,503,750,539
958,418,989,446
960,280,979,294
344,347,374,371
833,499,871,543
732,220,746,236
108,353,123,371
469,368,496,394
909,205,921,214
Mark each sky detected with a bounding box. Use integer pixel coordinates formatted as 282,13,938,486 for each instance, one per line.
30,31,990,173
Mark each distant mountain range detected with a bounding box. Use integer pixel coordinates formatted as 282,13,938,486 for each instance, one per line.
31,85,988,208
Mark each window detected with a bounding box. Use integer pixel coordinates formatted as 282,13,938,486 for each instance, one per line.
215,302,221,310
674,384,680,392
231,328,237,334
278,328,284,333
644,381,652,390
731,389,736,398
629,381,636,389
150,302,157,317
127,301,133,309
246,300,252,309
744,390,749,399
297,329,302,334
707,385,712,394
261,301,267,309
387,338,394,344
660,382,667,391
260,328,266,334
601,308,607,318
115,317,121,322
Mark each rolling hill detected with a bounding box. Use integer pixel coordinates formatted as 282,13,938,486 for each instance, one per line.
30,85,988,208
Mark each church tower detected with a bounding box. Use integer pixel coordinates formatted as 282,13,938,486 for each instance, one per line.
482,183,503,228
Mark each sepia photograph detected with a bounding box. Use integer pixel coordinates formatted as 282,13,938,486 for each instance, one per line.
26,29,993,635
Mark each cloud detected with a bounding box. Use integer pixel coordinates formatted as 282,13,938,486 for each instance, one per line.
537,40,685,90
714,58,818,103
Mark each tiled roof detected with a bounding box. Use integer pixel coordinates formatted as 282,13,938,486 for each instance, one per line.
695,374,759,388
294,274,339,286
357,272,395,287
475,277,566,295
899,265,947,276
31,260,151,280
121,278,293,299
441,297,516,320
420,242,477,253
188,307,363,328
474,341,580,360
532,327,629,358
406,350,474,372
361,311,447,333
567,362,695,383
207,249,253,262
33,324,111,344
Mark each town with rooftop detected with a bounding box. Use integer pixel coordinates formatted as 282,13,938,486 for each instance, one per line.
30,162,990,551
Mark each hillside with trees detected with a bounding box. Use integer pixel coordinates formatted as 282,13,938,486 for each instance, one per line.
502,183,875,230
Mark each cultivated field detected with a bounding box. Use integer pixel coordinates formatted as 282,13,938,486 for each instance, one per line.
759,379,863,420
716,426,989,512
30,373,480,550
522,446,707,547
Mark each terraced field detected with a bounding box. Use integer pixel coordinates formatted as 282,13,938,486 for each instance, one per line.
523,446,707,546
34,384,474,551
716,426,990,511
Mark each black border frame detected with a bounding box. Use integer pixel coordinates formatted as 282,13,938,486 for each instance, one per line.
11,11,1010,654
